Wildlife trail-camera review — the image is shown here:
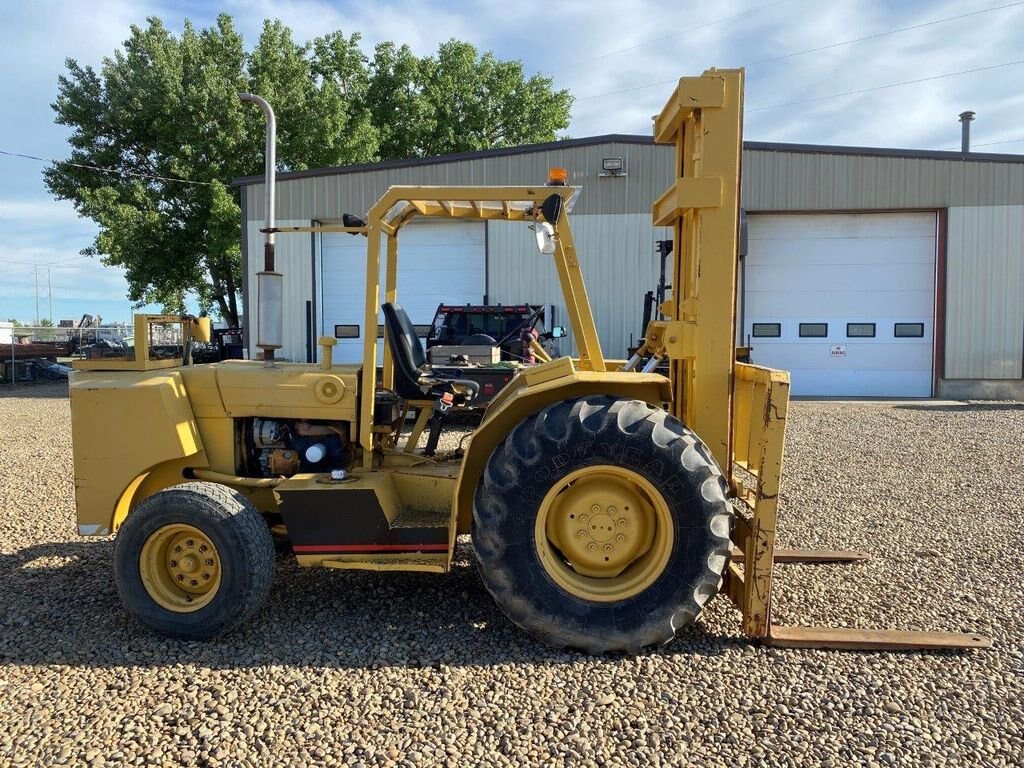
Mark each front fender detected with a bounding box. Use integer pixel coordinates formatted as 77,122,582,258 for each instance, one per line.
71,369,204,535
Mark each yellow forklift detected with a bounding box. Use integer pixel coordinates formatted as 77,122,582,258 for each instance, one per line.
69,70,988,653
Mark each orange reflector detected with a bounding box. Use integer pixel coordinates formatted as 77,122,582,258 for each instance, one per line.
547,167,568,186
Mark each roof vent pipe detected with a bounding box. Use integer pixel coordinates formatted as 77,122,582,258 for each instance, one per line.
959,111,975,153
239,93,282,366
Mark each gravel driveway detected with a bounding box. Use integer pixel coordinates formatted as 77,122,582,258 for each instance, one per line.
1,383,1021,767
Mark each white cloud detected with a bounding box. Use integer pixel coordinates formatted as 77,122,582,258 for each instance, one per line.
0,198,87,226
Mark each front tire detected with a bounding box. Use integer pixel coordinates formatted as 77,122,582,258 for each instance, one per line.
114,482,275,639
473,396,731,654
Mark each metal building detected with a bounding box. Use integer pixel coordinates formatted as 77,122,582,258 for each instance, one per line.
235,136,1024,399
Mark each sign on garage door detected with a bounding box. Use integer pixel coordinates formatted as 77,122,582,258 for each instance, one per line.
743,213,936,397
319,219,486,364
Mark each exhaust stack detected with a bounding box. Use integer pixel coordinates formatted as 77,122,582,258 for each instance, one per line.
239,93,282,365
959,110,975,153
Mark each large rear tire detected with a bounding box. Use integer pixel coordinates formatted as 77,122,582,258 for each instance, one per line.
114,482,275,639
473,396,731,654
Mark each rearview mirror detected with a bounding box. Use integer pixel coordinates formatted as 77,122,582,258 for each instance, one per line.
550,326,566,339
534,221,556,254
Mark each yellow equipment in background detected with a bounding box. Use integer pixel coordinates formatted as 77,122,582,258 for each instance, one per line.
68,69,988,652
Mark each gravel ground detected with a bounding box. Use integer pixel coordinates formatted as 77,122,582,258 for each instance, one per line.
1,382,1022,767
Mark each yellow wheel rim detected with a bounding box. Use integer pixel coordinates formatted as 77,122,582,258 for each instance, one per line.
534,465,674,603
139,524,222,613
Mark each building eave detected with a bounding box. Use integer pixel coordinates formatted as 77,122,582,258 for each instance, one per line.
232,134,1024,187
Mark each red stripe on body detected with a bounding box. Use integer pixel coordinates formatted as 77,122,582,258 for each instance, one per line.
292,543,449,553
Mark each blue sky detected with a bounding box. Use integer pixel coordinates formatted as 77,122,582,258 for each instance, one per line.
1,0,1022,324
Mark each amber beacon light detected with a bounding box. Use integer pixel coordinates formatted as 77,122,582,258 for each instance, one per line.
547,167,568,186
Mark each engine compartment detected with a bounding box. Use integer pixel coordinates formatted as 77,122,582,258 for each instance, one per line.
238,418,351,478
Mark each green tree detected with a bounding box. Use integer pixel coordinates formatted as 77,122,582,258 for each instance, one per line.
364,40,572,158
46,15,377,327
30,318,56,341
46,16,572,327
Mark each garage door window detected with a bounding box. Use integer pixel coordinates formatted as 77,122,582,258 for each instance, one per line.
846,323,875,338
894,322,924,338
799,323,828,338
752,323,781,337
334,324,359,338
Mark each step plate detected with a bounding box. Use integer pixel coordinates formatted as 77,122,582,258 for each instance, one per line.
276,473,448,556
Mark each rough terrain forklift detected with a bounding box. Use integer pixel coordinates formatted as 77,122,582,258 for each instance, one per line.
70,70,988,653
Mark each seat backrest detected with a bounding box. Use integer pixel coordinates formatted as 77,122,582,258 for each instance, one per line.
381,302,427,399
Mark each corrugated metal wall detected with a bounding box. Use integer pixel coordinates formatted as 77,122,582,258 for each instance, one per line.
240,142,1024,385
945,205,1024,379
744,151,1024,210
244,141,671,219
246,219,313,360
487,215,671,359
243,146,1024,224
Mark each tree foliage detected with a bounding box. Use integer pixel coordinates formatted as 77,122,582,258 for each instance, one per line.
46,16,573,326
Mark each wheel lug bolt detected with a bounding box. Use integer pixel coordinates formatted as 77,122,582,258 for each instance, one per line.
608,506,617,515
604,544,613,552
576,530,587,539
176,575,185,582
591,505,600,513
185,540,194,547
616,534,626,543
205,559,214,566
199,545,207,553
174,546,182,553
202,573,210,580
190,579,198,586
580,515,589,524
169,560,177,567
587,543,597,552
617,518,627,527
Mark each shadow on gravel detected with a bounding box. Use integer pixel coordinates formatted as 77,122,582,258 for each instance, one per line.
893,402,1024,412
0,541,739,670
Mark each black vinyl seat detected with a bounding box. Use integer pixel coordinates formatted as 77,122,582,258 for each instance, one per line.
381,303,480,404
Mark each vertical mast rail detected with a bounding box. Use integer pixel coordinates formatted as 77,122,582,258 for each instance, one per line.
651,70,743,469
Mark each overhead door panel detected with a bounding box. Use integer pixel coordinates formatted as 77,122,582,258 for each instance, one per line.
744,212,936,397
319,220,485,364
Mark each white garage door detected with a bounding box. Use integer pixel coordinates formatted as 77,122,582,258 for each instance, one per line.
319,219,486,364
744,213,936,397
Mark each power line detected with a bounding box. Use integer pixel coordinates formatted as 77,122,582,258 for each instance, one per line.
939,135,1024,151
550,0,788,75
0,257,98,277
1,255,91,268
747,0,1024,66
973,136,1024,148
610,58,1024,133
0,149,214,187
575,0,1024,102
746,59,1024,112
577,78,677,102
